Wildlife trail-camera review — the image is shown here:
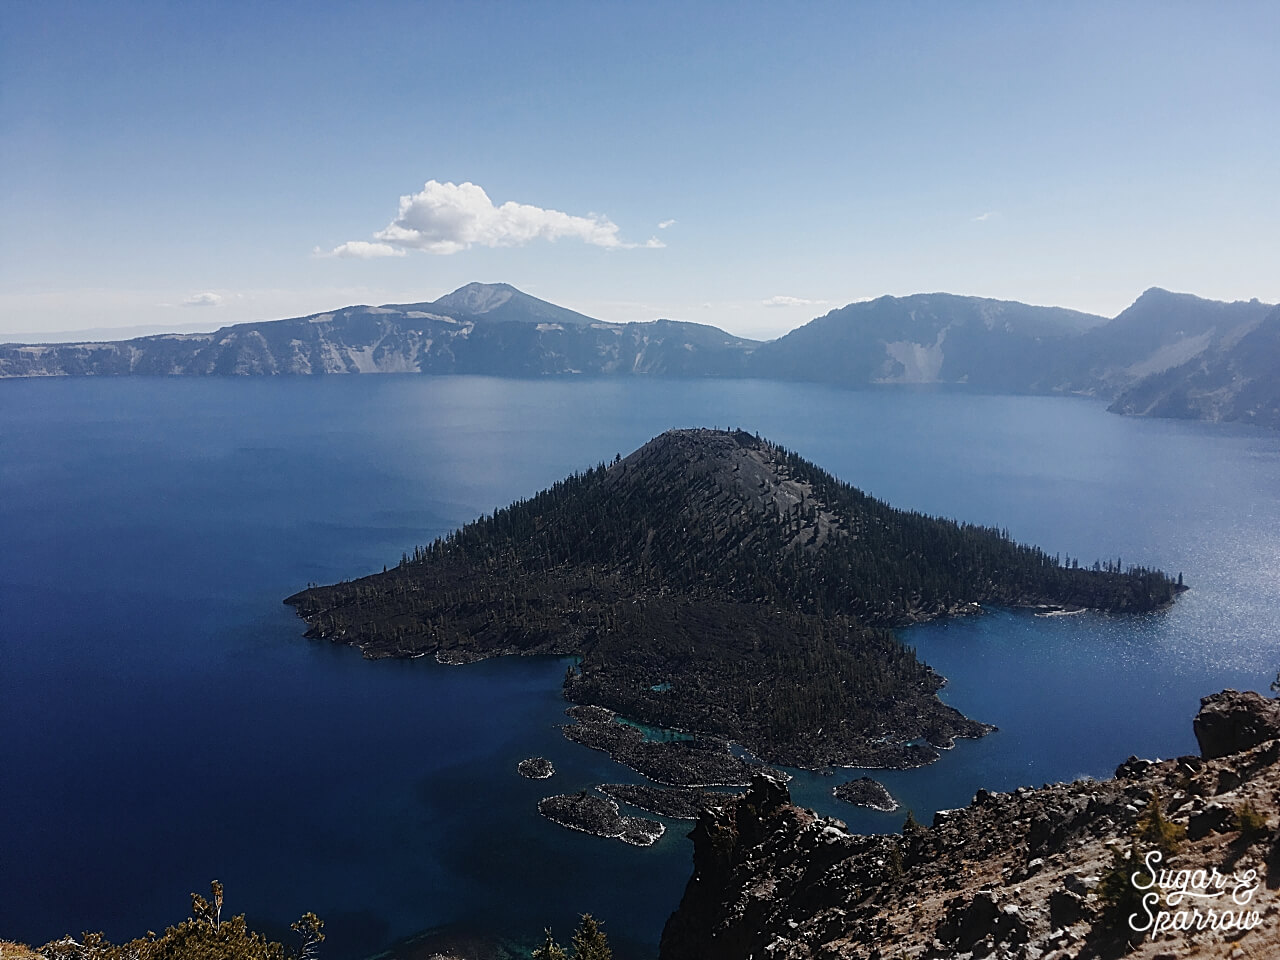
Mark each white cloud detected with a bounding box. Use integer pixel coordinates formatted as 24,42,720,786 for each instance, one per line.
657,218,677,229
315,241,406,259
183,292,223,307
324,180,658,258
762,295,828,308
972,211,998,222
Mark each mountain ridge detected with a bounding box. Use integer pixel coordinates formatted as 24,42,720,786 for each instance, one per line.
1107,301,1280,426
2,281,1276,428
0,285,757,379
747,292,1109,392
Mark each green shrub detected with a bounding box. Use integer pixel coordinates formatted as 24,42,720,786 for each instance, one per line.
1096,842,1149,934
1236,801,1268,839
1135,789,1184,855
1097,791,1185,939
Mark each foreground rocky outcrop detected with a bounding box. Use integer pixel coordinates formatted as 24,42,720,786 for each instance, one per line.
659,690,1280,960
1192,689,1280,759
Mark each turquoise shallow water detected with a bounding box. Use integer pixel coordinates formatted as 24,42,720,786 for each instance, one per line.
2,375,1278,957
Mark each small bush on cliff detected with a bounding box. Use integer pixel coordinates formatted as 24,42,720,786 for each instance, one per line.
1236,801,1268,840
886,840,905,878
1097,792,1185,938
1135,789,1184,855
1096,842,1149,936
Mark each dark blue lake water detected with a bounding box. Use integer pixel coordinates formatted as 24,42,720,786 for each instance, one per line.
3,376,1279,958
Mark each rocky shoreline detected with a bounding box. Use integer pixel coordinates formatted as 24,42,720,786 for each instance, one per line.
537,791,666,847
597,783,744,820
559,705,776,787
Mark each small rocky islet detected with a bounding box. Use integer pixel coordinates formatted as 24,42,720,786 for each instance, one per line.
832,776,899,812
537,791,665,847
516,756,554,779
532,709,756,843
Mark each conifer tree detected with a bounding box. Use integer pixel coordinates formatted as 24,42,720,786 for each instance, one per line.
531,929,568,960
1135,788,1184,854
569,914,611,960
902,809,925,836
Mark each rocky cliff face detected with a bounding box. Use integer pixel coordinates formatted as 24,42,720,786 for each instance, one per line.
660,690,1280,960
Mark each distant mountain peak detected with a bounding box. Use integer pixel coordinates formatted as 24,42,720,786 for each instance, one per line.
1116,286,1273,323
423,281,598,326
1132,286,1195,304
431,281,521,315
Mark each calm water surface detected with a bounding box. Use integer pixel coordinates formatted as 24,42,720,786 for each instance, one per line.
2,376,1278,957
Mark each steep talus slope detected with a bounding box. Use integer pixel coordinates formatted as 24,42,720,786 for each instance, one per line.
1054,287,1276,399
660,690,1280,960
1109,303,1280,429
286,429,1181,768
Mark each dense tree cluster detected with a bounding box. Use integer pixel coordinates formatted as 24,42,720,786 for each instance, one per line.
382,428,1181,623
533,914,612,960
287,429,1183,766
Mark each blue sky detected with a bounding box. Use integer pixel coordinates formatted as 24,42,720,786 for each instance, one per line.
3,1,1278,340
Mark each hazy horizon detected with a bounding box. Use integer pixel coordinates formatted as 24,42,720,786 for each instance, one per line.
6,280,1274,347
4,2,1278,340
